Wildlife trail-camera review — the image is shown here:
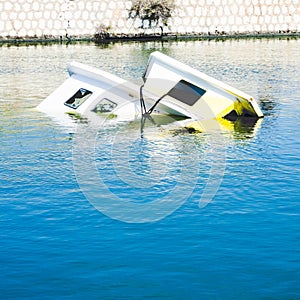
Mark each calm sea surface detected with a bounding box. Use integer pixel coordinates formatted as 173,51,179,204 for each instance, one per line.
0,38,299,299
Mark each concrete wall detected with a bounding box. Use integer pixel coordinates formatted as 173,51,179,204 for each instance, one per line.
0,0,299,39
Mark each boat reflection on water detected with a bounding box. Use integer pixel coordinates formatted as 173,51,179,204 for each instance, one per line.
73,110,263,143
131,113,263,141
230,116,263,139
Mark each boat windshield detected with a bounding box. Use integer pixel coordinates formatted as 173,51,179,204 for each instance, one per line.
65,88,92,109
168,80,206,106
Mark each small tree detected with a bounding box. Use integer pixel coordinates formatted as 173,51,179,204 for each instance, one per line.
128,0,175,36
94,23,110,41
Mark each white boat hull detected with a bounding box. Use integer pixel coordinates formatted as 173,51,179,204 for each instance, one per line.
36,51,263,129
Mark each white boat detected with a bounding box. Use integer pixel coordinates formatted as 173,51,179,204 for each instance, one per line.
36,51,263,129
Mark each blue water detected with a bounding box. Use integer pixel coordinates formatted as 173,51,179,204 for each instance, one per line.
0,39,299,299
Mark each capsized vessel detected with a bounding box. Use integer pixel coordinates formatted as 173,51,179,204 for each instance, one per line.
36,51,263,128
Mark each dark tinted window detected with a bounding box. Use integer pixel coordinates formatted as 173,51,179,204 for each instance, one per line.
168,80,206,106
65,88,92,109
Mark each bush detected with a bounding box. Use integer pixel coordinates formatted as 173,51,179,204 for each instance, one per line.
94,23,110,41
128,0,175,35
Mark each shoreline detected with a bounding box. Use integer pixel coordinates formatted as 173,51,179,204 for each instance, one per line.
0,32,299,46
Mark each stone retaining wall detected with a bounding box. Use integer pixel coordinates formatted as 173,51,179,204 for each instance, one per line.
0,0,299,39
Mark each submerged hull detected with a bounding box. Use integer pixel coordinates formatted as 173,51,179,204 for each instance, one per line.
36,51,263,129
